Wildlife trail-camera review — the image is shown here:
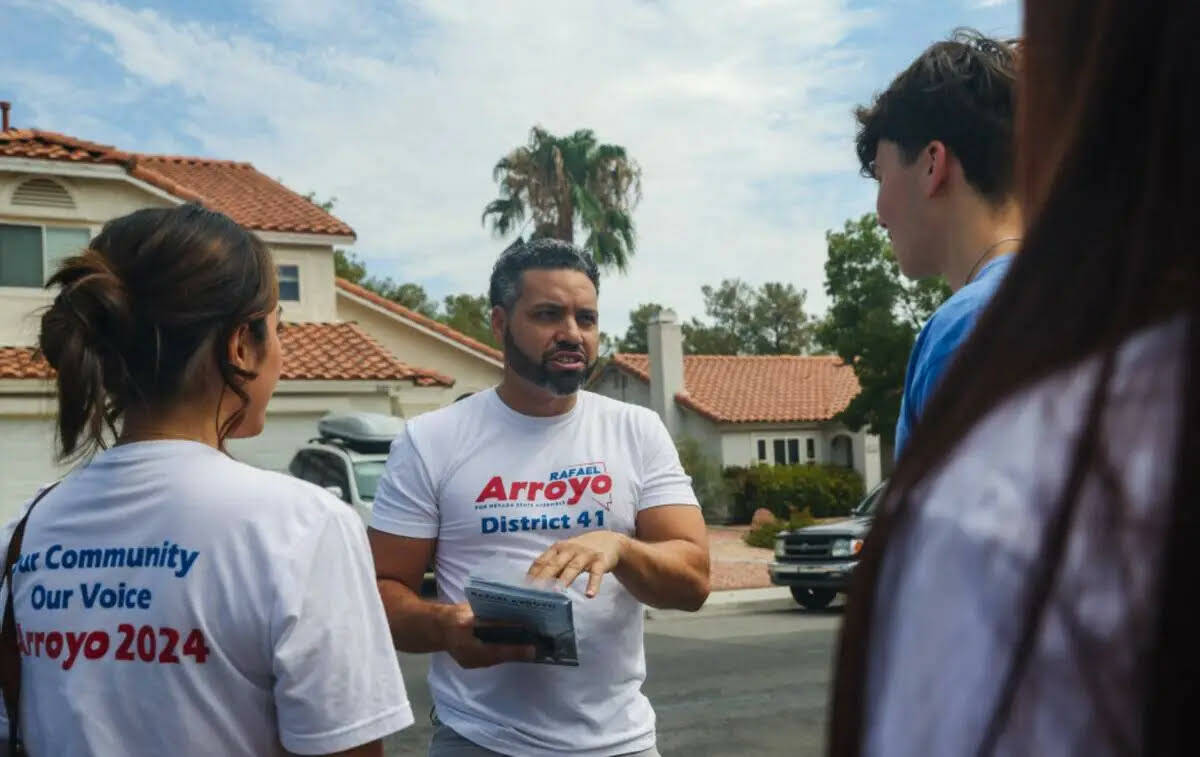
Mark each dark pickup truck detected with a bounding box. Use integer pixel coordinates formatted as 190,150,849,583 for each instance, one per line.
768,482,884,609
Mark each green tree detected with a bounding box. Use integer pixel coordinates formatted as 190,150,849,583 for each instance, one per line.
816,214,950,444
376,281,438,318
617,303,665,353
615,282,816,356
333,254,439,319
334,249,368,284
681,279,815,355
302,192,337,213
681,319,739,355
482,126,642,272
441,293,498,348
690,279,756,353
750,282,814,355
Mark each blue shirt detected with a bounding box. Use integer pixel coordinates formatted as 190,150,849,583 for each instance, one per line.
894,255,1014,458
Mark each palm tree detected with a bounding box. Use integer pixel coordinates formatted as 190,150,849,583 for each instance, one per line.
482,126,642,272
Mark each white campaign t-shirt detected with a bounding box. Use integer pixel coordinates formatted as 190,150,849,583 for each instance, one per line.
371,389,699,757
864,319,1185,755
0,440,413,756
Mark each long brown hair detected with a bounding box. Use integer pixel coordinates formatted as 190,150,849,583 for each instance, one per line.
830,2,1199,754
38,204,277,460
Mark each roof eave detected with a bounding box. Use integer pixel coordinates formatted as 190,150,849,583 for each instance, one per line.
335,280,505,367
1,136,357,236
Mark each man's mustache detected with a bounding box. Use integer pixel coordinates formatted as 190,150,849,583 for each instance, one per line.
541,342,587,362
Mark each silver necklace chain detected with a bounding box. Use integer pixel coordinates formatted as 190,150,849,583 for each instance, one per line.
964,237,1021,285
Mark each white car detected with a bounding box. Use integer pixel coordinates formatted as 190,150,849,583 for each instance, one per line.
286,413,405,525
288,412,436,595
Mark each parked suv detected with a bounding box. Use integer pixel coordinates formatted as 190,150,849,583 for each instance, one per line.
287,412,437,595
769,482,885,610
286,413,405,525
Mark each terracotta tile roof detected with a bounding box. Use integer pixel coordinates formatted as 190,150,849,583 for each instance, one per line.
0,347,52,380
336,278,504,363
0,129,354,237
281,322,452,384
0,322,453,386
608,354,860,424
0,129,124,164
132,157,354,235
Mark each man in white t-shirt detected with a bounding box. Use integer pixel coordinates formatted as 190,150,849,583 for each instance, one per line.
369,238,711,757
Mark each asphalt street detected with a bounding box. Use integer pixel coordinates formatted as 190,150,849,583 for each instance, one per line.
384,603,841,757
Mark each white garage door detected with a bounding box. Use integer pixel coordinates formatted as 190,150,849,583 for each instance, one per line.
0,416,75,522
1,412,328,522
226,412,326,473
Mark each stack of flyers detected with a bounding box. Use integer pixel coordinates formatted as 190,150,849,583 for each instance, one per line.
465,574,579,667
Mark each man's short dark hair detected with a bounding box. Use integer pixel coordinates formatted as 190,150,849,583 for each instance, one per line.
488,238,601,310
855,28,1018,204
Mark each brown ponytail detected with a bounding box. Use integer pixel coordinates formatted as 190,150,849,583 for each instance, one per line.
38,251,137,458
37,204,277,461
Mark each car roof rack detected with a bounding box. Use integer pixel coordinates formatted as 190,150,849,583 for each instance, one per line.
316,412,405,454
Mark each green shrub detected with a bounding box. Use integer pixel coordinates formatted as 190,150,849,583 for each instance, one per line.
744,521,786,548
743,507,817,548
676,436,732,523
726,463,864,522
788,506,816,530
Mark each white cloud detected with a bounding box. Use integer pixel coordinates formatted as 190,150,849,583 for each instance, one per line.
40,0,880,334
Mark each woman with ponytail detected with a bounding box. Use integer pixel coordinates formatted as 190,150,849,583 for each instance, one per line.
1,205,412,755
830,1,1198,755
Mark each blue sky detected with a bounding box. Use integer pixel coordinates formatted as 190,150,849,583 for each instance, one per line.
3,0,1019,333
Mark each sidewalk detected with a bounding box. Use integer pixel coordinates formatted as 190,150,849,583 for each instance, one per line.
708,525,773,591
642,526,793,619
645,586,798,620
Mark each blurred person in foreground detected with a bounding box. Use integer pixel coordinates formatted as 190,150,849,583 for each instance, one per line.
831,2,1199,755
855,29,1022,458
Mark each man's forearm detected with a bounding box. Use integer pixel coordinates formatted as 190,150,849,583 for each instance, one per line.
612,536,710,611
377,578,454,653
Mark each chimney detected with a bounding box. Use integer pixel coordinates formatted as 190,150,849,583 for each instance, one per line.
647,308,684,436
1,102,10,132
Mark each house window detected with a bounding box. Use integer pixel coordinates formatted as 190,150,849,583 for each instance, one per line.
277,264,300,301
756,435,810,466
773,439,786,465
806,438,816,460
0,223,90,287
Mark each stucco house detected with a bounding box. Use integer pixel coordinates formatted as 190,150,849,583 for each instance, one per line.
590,310,883,491
0,123,459,516
336,278,504,413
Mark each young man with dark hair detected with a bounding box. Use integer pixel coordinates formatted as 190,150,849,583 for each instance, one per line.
856,29,1022,456
368,238,710,757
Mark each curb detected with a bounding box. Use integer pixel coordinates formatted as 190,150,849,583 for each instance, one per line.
644,586,795,620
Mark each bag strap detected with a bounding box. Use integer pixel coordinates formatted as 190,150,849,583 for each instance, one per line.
1,482,60,755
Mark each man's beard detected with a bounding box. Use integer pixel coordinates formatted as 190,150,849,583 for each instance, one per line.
504,328,594,397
